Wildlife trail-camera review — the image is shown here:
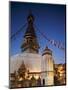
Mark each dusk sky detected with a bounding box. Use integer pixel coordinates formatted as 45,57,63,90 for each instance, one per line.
10,1,66,64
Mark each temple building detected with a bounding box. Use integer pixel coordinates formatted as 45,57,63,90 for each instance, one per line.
54,63,66,85
10,12,54,88
41,46,54,85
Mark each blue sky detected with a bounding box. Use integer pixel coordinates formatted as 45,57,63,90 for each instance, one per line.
10,1,66,64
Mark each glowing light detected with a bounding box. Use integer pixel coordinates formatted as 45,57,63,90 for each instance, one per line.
19,77,23,81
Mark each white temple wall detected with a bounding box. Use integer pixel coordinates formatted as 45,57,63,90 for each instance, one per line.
10,53,42,74
41,54,54,86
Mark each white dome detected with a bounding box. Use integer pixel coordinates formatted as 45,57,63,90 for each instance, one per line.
10,53,42,73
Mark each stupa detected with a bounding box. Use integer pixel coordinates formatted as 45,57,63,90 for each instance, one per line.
10,12,54,88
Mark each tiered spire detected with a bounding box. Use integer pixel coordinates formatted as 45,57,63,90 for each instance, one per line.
21,11,40,53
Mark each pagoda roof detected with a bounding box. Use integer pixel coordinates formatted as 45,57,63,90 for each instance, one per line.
42,46,52,56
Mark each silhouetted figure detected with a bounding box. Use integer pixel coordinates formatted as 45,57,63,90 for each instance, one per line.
37,77,41,86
